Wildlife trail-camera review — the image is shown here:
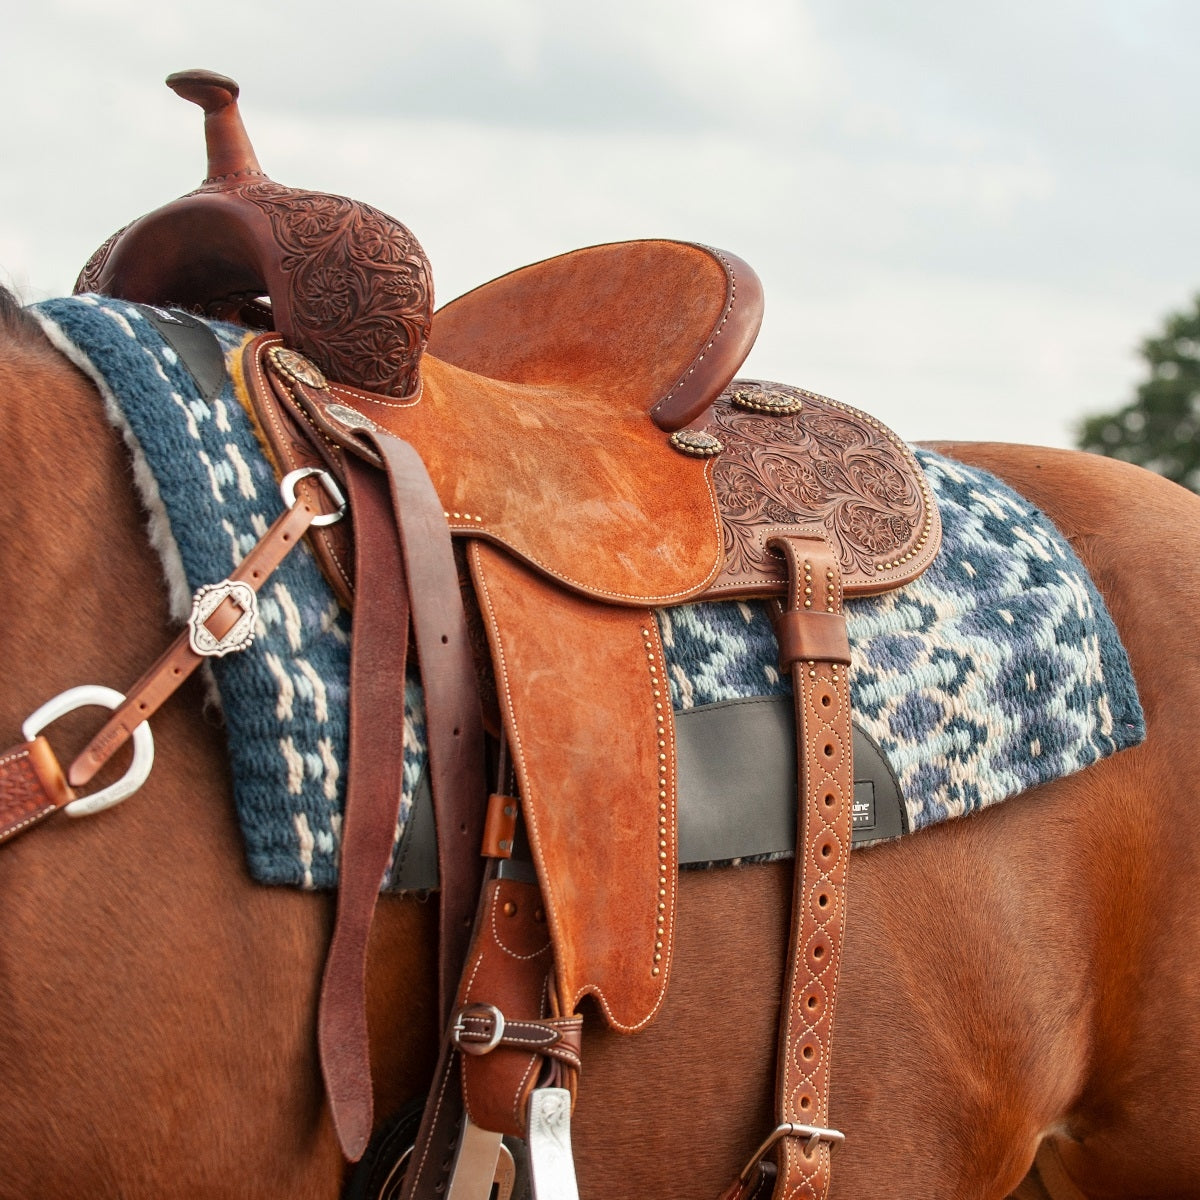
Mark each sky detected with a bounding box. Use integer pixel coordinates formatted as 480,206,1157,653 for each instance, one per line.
3,0,1199,447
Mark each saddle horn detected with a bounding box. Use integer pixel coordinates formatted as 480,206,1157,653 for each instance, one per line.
76,70,432,397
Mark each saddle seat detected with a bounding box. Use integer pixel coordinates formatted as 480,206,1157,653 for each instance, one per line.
270,237,764,606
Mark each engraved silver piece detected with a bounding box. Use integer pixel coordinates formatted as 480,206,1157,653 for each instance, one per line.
280,467,346,527
324,402,380,434
732,386,805,416
527,1087,581,1200
188,579,259,658
445,1118,504,1200
22,685,155,817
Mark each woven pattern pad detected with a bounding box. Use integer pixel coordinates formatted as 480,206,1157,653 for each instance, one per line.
33,296,1145,881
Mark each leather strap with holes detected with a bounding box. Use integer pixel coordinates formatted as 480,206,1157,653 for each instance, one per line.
738,534,853,1200
68,488,325,788
317,433,489,1163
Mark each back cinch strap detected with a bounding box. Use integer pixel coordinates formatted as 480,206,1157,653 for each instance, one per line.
720,533,852,1200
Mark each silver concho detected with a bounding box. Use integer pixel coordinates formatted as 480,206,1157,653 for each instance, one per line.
731,386,805,415
669,429,723,458
269,346,328,389
324,402,379,433
188,579,259,657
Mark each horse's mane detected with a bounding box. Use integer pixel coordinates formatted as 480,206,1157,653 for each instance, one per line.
0,285,47,351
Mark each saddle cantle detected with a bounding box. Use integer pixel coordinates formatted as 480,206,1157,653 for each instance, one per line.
76,71,941,1196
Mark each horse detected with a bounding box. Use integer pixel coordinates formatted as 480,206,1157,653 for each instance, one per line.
2,282,1199,1200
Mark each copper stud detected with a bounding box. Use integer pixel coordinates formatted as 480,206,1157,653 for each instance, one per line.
669,429,723,458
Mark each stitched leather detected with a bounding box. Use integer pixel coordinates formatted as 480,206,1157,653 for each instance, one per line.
469,543,678,1032
0,739,71,844
456,878,567,1137
69,489,324,787
769,535,853,1200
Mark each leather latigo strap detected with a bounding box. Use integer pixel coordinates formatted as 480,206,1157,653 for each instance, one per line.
318,431,489,1163
318,457,412,1162
0,738,73,844
722,534,852,1200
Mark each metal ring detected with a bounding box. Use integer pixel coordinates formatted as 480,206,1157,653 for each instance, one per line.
22,686,155,818
281,467,346,527
451,1003,506,1056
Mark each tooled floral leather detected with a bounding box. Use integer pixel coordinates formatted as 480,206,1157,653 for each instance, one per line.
240,183,432,397
0,739,72,844
701,381,940,597
76,71,434,400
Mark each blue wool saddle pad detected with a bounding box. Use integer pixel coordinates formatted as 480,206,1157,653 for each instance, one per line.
33,295,1145,888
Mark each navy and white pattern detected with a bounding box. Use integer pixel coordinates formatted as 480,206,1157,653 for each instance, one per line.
659,452,1145,836
33,295,1144,884
34,294,425,890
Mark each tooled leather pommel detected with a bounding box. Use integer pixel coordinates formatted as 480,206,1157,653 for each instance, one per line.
75,70,432,398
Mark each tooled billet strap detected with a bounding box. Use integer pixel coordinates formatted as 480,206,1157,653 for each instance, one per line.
771,534,852,1200
0,738,73,844
720,533,853,1200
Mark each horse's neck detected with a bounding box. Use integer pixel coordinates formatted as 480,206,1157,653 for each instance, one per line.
0,342,165,737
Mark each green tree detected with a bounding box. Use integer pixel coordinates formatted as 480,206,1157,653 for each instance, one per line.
1078,295,1200,491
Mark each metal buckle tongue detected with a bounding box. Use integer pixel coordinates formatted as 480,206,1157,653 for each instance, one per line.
528,1087,580,1200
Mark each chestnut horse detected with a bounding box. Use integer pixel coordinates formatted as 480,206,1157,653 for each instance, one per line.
2,285,1198,1200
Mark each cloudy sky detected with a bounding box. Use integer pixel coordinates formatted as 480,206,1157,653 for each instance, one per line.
3,0,1198,447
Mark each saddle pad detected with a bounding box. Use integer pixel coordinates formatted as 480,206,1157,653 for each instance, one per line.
33,294,425,890
31,296,1145,887
661,446,1146,838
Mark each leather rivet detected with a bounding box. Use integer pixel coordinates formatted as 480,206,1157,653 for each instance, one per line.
503,901,517,917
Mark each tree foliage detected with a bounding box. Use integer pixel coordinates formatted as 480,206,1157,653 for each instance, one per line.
1078,295,1200,491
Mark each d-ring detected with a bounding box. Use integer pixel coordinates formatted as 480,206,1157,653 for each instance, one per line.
281,467,346,526
22,686,155,817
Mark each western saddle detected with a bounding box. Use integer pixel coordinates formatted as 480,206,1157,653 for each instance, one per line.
7,71,942,1200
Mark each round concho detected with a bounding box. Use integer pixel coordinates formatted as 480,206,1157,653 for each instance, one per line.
269,346,328,390
731,386,804,415
669,429,723,458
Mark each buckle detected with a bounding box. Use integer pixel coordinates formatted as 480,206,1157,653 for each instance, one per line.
451,1003,506,1056
737,1122,846,1185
